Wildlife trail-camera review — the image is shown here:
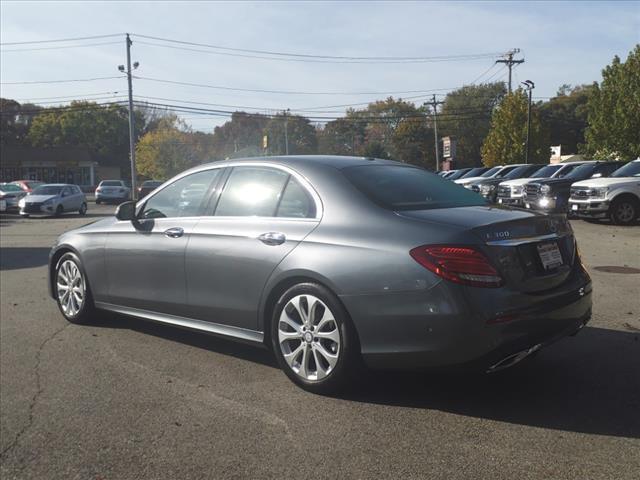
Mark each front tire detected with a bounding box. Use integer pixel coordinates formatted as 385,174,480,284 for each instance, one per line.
271,283,358,394
78,203,87,215
54,252,95,324
609,197,638,225
55,205,63,217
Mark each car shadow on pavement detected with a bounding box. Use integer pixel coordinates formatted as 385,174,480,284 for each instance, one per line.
0,247,50,270
344,325,640,439
91,312,277,368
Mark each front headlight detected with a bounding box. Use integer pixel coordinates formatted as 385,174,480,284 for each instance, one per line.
540,184,551,194
512,186,523,196
464,184,475,190
480,184,495,195
590,187,608,198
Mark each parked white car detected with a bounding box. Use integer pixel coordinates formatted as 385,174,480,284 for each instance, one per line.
569,159,640,225
95,180,131,204
19,184,87,217
0,183,28,212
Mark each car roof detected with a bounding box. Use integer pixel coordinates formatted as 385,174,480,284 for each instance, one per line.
199,155,404,171
37,183,74,187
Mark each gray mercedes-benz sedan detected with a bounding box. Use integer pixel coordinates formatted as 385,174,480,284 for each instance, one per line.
48,156,592,393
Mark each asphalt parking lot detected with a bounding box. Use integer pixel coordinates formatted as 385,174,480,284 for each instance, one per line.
1,205,639,479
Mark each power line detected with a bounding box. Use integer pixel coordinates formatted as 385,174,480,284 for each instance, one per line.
1,76,124,85
133,33,504,62
0,33,124,46
0,41,122,52
133,75,457,96
13,91,122,102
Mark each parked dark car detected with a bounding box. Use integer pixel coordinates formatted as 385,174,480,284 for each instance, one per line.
474,164,545,203
458,167,490,179
48,155,592,393
524,161,626,213
137,180,163,199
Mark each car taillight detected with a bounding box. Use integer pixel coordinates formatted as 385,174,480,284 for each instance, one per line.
410,245,503,288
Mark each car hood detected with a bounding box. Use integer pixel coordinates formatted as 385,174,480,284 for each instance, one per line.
24,194,58,203
454,176,485,185
571,177,640,188
527,178,573,188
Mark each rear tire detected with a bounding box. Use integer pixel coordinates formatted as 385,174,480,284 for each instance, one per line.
271,282,359,394
54,252,96,324
78,203,87,215
609,197,638,225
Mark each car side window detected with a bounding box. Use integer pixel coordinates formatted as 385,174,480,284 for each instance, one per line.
62,187,71,197
215,167,289,217
276,177,316,218
141,169,221,219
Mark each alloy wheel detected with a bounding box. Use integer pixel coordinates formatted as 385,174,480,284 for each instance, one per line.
57,259,85,317
277,294,341,381
616,202,635,223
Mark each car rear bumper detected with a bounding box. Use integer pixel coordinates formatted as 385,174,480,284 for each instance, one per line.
342,269,592,372
96,192,128,200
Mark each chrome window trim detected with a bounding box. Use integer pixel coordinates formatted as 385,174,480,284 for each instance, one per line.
486,233,562,246
95,302,264,344
136,161,323,221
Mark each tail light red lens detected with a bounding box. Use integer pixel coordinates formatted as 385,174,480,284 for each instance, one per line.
410,245,503,288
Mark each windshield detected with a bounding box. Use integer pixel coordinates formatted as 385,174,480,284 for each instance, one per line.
503,165,539,180
555,164,581,178
0,184,23,192
100,180,122,187
481,167,501,178
446,169,471,180
32,185,63,195
564,163,597,180
532,164,561,178
494,166,520,178
460,167,488,178
611,162,640,177
343,165,486,211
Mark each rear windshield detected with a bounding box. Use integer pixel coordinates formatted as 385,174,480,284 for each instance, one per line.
100,180,122,187
611,162,640,177
343,165,486,211
32,185,63,195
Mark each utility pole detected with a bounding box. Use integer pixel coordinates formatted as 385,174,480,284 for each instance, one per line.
118,34,139,200
522,80,535,164
496,48,524,94
425,95,444,171
283,108,290,155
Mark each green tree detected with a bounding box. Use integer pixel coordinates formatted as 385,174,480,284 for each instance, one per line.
27,101,145,156
0,98,41,145
264,112,317,155
211,111,269,159
439,82,506,167
537,84,592,155
318,117,366,156
584,45,640,159
481,90,550,166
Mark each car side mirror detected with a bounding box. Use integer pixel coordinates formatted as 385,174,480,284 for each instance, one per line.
115,201,137,221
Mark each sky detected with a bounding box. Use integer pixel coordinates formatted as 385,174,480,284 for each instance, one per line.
1,1,639,132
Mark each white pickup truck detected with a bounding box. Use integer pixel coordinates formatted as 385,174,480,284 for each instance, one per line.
568,159,640,225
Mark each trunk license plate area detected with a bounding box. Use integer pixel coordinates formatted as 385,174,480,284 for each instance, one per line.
537,241,563,270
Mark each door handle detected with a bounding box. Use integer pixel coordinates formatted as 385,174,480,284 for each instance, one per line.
164,227,184,238
258,232,286,246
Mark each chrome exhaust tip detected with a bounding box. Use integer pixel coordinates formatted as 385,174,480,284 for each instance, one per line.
486,344,542,373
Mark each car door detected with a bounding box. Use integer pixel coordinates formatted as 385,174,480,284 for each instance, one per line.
105,168,223,316
60,186,74,211
185,165,321,330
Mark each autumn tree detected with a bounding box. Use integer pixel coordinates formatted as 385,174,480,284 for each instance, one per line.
211,111,269,159
318,117,366,156
584,45,640,159
264,112,317,155
481,90,550,166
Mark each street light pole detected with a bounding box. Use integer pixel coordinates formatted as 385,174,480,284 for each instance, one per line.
522,80,535,164
119,34,138,200
283,108,290,155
